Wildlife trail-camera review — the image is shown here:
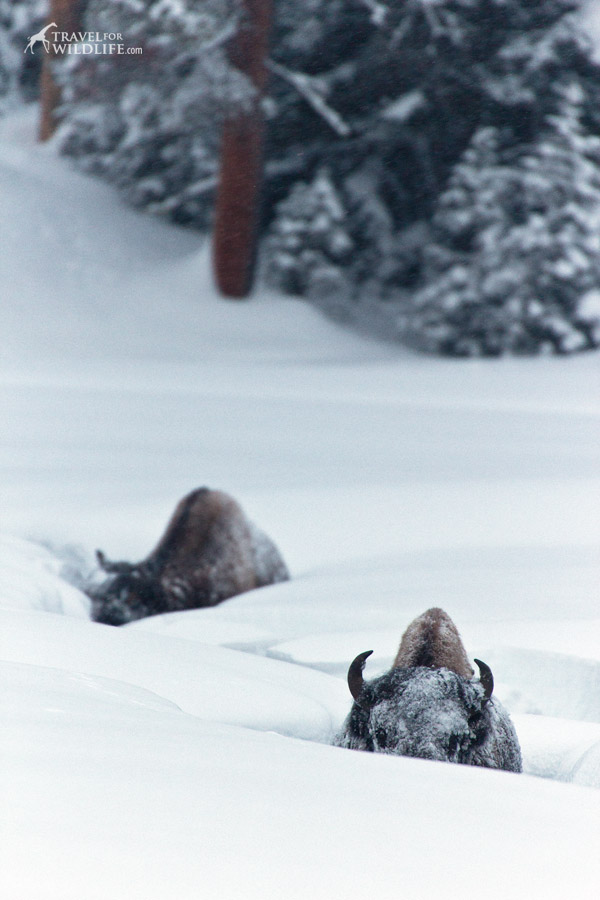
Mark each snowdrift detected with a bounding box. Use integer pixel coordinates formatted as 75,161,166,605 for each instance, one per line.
1,108,599,898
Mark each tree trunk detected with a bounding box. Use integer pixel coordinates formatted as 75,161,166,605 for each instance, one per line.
39,0,82,142
213,0,272,298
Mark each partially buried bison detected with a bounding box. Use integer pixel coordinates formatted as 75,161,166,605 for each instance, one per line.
334,607,522,772
89,487,289,625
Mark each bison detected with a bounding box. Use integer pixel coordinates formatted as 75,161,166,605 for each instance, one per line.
89,487,289,625
334,607,522,772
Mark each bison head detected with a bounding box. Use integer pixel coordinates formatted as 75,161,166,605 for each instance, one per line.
89,551,164,625
344,650,495,764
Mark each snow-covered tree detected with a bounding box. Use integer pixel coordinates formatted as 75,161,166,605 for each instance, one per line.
265,0,584,230
17,0,600,355
405,84,600,355
263,168,354,310
264,0,600,354
56,0,251,227
0,0,46,113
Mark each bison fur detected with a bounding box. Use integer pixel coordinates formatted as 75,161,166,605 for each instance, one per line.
89,487,289,625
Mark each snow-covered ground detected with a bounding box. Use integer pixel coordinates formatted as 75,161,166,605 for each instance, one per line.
1,107,599,899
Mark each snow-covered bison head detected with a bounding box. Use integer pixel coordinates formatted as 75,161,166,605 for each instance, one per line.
334,608,521,773
89,487,289,625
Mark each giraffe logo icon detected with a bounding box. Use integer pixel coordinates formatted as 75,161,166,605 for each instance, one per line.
24,22,57,54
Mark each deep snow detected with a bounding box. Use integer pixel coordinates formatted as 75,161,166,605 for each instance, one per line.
1,107,600,899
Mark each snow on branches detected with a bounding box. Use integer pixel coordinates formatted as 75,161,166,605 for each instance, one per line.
405,87,600,356
55,0,251,228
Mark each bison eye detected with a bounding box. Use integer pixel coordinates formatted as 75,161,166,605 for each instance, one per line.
375,728,388,749
468,710,482,728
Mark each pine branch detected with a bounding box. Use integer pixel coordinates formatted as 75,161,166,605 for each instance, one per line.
358,0,388,26
267,59,352,138
198,17,238,54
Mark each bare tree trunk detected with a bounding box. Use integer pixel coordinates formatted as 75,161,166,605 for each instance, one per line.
39,0,82,142
213,0,272,298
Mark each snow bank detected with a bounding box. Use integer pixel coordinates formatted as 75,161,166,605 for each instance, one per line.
515,713,600,788
1,106,600,898
0,533,90,617
483,645,600,723
0,608,347,742
127,605,278,648
3,657,599,900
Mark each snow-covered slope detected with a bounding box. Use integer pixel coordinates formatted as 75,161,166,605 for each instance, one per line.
4,653,599,900
1,107,599,899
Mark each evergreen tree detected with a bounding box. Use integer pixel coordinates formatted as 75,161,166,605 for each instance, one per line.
263,168,354,312
55,0,251,228
0,0,46,113
405,83,600,355
9,0,599,355
265,0,583,231
265,0,600,354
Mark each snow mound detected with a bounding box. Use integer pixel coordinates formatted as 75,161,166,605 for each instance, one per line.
269,629,400,675
126,605,278,648
515,713,600,788
0,608,348,741
1,659,182,720
0,534,91,617
483,645,600,724
3,654,599,900
1,103,599,898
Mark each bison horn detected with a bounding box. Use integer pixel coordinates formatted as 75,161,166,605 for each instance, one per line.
96,550,136,575
348,650,374,702
474,658,494,701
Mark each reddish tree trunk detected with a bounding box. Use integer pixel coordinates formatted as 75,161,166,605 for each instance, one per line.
39,0,82,141
213,0,272,298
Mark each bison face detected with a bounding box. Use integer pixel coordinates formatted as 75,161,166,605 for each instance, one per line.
90,570,162,625
337,614,522,772
344,666,490,764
